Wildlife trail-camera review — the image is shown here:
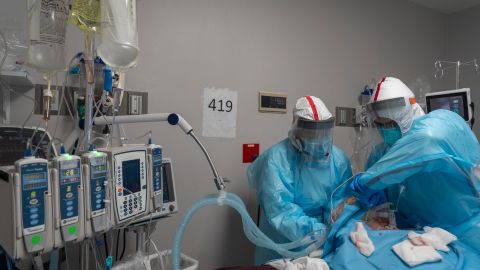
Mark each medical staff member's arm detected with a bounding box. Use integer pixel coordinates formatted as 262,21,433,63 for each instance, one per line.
357,134,447,191
350,129,454,207
327,158,354,223
257,161,327,241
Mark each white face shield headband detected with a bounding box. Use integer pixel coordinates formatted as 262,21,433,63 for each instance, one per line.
367,97,424,134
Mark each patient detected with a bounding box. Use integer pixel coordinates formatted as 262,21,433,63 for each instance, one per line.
330,197,397,230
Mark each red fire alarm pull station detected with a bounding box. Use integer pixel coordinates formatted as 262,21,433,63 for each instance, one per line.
243,144,260,163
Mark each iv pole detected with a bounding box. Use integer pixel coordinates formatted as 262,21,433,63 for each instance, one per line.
434,59,478,128
434,59,480,89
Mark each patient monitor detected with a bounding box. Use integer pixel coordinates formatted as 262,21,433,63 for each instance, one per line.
426,88,473,122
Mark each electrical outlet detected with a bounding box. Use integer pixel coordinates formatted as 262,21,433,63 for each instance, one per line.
128,94,142,115
118,91,148,115
335,107,359,127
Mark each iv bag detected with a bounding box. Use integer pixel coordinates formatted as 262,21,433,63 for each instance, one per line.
97,0,139,69
26,0,69,75
69,0,101,33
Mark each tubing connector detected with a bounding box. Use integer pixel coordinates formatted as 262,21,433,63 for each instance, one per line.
217,190,227,206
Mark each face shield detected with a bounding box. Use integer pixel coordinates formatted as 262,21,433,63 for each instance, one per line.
366,96,425,135
289,117,334,165
350,99,406,171
367,97,406,123
350,77,427,171
368,97,412,144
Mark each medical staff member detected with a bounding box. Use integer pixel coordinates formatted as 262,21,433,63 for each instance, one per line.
352,77,426,206
363,77,425,170
248,96,352,264
350,77,480,240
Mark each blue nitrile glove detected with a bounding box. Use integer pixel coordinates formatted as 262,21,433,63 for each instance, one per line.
350,174,387,208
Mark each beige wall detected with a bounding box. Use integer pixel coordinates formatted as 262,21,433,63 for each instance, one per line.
3,0,447,269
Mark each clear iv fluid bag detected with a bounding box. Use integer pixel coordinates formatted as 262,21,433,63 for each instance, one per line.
97,0,139,69
27,0,69,74
69,0,102,33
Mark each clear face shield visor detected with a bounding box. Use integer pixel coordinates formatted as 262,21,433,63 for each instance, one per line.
289,117,335,165
366,97,408,122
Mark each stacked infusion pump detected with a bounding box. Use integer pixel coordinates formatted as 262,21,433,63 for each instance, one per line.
0,143,178,260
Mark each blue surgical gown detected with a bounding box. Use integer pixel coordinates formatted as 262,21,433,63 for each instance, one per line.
247,139,352,264
319,110,480,269
357,110,480,251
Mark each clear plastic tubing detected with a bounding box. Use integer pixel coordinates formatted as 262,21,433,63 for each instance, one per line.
84,33,95,148
172,192,327,270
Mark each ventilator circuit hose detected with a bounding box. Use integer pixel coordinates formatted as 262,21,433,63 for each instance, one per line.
172,192,326,270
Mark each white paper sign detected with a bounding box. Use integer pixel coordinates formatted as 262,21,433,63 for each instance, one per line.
202,88,238,138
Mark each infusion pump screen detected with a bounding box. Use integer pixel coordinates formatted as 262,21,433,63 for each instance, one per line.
24,172,47,181
122,159,141,195
429,95,466,118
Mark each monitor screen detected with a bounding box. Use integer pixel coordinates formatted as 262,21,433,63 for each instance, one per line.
93,164,107,172
62,168,79,176
122,159,141,195
24,172,46,181
426,92,469,121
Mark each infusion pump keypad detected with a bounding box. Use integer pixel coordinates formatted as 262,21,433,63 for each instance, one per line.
120,193,144,218
114,151,147,221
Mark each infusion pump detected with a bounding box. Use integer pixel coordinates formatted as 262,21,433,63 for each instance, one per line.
100,145,149,225
148,144,163,212
82,151,111,237
132,157,178,225
51,154,85,247
0,143,179,260
0,157,54,260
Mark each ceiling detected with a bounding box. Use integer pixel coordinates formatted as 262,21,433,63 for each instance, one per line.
409,0,480,14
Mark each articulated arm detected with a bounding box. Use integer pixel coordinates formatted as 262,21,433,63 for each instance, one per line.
93,113,225,191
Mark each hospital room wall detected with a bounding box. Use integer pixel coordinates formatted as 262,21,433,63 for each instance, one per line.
444,6,480,137
124,0,445,269
3,0,447,269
